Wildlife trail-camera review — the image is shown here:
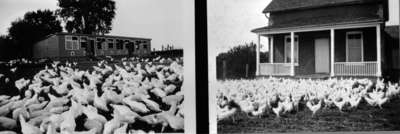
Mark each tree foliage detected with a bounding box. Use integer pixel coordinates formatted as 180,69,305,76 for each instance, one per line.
0,35,17,60
8,9,62,58
57,0,116,35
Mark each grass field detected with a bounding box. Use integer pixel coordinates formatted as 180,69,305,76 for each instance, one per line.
218,97,400,133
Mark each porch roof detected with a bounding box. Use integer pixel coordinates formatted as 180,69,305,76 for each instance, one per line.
251,16,383,34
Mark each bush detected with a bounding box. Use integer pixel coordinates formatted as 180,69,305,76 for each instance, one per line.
216,42,268,80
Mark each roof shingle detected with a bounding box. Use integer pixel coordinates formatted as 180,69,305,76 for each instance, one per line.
263,0,382,13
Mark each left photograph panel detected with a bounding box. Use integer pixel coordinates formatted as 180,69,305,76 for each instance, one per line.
0,0,195,133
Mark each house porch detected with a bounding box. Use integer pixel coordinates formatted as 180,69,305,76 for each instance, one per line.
256,23,383,77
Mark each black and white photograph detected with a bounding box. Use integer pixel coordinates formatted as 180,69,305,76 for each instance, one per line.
0,0,195,133
209,0,400,133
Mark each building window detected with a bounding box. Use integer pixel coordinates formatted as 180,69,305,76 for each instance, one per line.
135,44,139,50
116,39,124,50
108,39,114,49
65,36,80,50
122,40,129,49
97,38,104,49
143,44,148,49
346,31,363,62
125,44,129,49
284,35,299,65
80,37,88,49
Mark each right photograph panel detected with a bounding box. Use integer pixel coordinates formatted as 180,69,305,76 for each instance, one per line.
208,0,400,133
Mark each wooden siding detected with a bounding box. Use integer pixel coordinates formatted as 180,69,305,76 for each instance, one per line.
33,35,60,58
34,34,151,58
296,31,330,75
384,28,400,70
334,27,377,62
132,42,151,56
269,4,383,28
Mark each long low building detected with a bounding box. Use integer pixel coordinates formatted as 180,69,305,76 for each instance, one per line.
33,33,151,58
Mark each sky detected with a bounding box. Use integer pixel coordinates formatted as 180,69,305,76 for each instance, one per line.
208,0,400,54
0,0,192,50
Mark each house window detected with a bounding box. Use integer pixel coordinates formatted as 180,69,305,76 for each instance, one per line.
65,36,80,50
346,31,363,62
108,39,114,49
143,44,148,49
284,35,299,65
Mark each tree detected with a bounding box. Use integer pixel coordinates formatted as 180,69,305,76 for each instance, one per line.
216,42,269,79
57,0,116,35
8,9,62,58
0,35,18,60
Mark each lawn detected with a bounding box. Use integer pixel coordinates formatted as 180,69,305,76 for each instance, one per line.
218,97,400,133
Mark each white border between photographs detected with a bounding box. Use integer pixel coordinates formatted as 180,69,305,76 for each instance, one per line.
207,22,218,134
182,0,196,133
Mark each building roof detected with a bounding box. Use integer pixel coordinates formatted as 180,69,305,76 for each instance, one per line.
47,32,152,40
263,0,382,13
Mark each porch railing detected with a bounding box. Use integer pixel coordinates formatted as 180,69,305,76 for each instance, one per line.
259,63,291,76
334,61,377,76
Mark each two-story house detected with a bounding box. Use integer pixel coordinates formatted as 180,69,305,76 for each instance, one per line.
251,0,397,77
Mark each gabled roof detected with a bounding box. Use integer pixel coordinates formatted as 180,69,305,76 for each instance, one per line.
263,0,382,13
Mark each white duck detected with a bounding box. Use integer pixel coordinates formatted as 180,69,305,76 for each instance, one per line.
93,90,109,112
122,97,150,114
306,99,322,117
0,117,17,130
272,101,284,118
20,115,42,134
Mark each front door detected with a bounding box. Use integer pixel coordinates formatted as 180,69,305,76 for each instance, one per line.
314,38,330,73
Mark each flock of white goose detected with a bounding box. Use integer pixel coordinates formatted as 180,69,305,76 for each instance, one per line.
0,57,184,134
217,77,400,121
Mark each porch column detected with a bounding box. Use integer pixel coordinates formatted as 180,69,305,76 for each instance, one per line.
290,32,295,76
256,34,260,76
330,29,335,77
376,24,382,77
270,36,274,63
